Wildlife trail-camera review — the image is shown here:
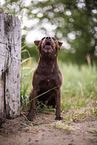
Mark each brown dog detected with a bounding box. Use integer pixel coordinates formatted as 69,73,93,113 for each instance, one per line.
27,37,63,121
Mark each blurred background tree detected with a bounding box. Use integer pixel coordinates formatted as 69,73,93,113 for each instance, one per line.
2,0,97,64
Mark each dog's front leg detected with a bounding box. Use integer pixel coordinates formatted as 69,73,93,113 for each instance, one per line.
55,88,62,120
27,89,38,121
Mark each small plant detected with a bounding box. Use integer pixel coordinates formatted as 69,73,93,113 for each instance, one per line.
20,48,36,109
88,130,97,136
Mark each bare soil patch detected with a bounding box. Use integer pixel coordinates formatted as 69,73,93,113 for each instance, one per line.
0,113,97,145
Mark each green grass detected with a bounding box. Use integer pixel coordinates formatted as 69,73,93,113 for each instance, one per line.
21,58,97,121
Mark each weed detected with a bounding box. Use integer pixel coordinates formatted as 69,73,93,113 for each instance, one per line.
88,130,97,136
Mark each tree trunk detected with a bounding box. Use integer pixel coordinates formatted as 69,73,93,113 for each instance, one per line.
0,13,21,124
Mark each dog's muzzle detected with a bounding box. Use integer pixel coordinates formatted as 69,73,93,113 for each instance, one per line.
42,37,55,53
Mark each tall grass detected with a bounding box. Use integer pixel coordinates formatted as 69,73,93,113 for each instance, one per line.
60,63,97,121
21,58,97,121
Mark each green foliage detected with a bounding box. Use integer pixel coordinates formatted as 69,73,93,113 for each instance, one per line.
61,63,97,101
60,63,97,121
88,130,97,136
2,0,97,64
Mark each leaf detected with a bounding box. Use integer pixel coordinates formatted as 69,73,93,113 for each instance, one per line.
88,130,97,136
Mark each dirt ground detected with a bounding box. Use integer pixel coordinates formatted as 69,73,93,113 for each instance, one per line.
0,112,97,145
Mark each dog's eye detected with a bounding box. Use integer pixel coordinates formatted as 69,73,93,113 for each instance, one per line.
52,37,56,41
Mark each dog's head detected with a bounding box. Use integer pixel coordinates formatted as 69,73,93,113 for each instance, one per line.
34,37,63,56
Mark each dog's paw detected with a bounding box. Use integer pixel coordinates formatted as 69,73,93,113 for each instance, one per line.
55,116,63,120
27,113,33,121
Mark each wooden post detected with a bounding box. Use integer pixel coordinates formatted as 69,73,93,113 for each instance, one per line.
0,13,21,124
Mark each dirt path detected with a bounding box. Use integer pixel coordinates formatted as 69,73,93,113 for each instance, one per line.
0,113,97,145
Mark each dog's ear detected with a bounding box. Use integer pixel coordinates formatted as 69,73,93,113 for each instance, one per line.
34,40,40,46
58,41,63,50
58,41,63,47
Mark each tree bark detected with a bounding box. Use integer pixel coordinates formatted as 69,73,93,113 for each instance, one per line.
0,13,21,123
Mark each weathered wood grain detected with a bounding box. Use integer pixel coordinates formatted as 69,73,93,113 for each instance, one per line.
0,13,21,122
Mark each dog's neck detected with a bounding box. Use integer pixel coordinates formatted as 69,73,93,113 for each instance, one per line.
38,55,58,74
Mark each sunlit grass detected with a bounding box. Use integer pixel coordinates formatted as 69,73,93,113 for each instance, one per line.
21,58,97,121
20,58,37,108
60,63,97,121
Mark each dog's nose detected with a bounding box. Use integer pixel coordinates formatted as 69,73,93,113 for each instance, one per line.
46,37,51,40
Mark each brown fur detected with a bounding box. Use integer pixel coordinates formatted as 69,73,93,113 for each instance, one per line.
27,37,63,121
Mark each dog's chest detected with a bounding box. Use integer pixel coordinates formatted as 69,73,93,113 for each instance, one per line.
33,59,62,89
38,72,61,89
